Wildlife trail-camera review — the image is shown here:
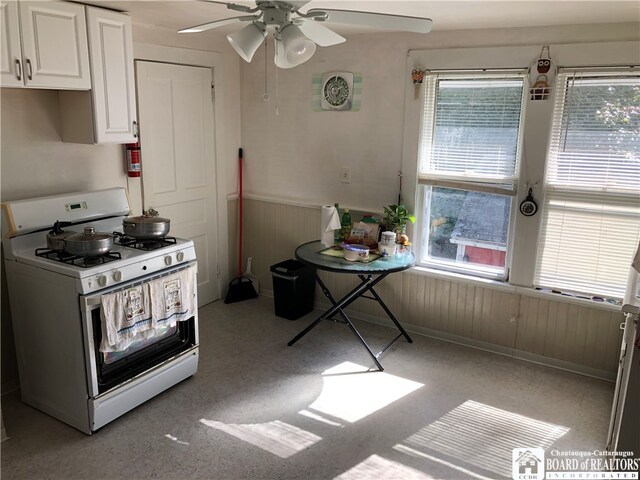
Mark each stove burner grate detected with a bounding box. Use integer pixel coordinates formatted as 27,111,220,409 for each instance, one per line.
35,248,122,268
112,232,177,251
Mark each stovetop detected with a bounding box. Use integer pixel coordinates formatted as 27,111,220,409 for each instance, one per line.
5,216,197,293
112,232,178,251
35,248,123,268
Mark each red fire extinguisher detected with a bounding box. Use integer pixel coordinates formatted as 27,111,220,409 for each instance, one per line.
125,142,141,177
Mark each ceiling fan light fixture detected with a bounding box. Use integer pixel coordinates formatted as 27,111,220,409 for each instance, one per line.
227,22,267,63
279,23,316,66
274,39,295,69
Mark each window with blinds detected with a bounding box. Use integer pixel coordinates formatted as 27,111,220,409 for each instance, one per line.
419,76,525,189
535,71,640,297
418,74,526,278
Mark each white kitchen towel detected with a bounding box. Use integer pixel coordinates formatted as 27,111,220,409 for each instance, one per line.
321,205,341,247
149,265,196,327
100,283,153,352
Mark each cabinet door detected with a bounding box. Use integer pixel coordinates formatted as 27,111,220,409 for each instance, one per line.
0,1,23,87
19,1,90,89
86,7,137,143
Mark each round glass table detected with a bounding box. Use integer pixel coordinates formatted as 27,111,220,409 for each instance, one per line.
288,240,415,371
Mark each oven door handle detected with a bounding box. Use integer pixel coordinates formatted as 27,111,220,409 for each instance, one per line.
84,296,102,308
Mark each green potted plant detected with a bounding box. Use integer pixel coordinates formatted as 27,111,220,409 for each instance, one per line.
383,204,416,236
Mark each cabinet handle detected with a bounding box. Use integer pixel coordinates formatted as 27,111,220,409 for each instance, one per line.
15,59,22,81
26,59,33,80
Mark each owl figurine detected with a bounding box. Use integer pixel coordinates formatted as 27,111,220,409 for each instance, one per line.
530,52,554,100
537,59,551,74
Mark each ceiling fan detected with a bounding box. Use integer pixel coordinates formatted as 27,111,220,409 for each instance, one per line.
179,1,433,69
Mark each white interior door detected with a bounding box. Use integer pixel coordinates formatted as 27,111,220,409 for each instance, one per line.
135,61,219,306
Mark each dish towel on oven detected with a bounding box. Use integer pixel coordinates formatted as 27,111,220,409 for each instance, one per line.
100,283,153,352
149,265,196,327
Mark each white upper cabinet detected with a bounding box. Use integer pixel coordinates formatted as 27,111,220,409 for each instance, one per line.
59,6,137,144
1,1,23,87
0,1,91,89
85,6,137,143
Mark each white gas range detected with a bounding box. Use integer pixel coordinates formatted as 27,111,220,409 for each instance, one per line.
2,188,199,434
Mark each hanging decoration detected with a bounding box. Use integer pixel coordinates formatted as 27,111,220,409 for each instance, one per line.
519,187,538,217
529,46,556,101
411,66,426,99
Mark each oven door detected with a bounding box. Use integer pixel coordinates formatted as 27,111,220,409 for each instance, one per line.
80,263,199,397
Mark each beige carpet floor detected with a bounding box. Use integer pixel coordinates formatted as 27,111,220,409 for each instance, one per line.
1,296,614,479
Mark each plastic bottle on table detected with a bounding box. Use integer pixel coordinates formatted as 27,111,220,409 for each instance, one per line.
341,208,352,243
334,203,342,244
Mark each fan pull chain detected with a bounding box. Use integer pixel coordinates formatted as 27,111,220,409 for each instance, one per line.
275,66,279,115
263,42,270,102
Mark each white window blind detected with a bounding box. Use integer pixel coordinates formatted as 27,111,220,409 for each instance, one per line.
536,71,640,298
417,73,525,279
419,76,525,188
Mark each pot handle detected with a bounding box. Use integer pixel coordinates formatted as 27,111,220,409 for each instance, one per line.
51,220,72,234
144,208,159,217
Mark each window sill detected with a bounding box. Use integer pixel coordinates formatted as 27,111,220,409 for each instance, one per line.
408,266,622,313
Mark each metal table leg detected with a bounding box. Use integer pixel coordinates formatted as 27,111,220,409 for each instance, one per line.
287,274,373,346
358,274,413,343
287,271,413,371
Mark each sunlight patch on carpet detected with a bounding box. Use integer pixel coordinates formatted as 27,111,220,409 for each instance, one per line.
308,361,424,423
334,454,435,480
397,400,569,477
200,419,322,458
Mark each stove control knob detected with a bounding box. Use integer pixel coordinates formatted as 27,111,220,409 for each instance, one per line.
165,256,173,266
176,252,185,262
97,275,107,287
113,271,123,282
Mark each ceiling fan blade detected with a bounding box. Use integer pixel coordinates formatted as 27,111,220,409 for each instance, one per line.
297,21,345,47
200,1,258,14
179,15,258,33
307,9,433,34
286,1,311,9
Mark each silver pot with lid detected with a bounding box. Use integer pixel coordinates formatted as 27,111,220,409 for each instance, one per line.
47,221,76,251
64,227,113,257
123,209,170,239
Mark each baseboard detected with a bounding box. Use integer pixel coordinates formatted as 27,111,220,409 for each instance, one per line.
304,295,616,382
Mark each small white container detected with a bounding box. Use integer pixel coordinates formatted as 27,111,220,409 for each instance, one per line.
342,243,370,261
379,244,396,257
380,231,396,245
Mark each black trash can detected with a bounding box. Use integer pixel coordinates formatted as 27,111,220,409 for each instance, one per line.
270,259,316,320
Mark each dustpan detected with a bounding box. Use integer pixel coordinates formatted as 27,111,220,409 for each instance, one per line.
225,277,258,303
225,148,258,304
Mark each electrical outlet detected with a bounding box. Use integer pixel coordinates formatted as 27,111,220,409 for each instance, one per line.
341,167,351,184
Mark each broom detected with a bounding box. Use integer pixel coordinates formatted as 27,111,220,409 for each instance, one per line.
225,148,258,303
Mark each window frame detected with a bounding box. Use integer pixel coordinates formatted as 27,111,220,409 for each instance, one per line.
534,69,640,298
415,71,528,281
401,43,640,297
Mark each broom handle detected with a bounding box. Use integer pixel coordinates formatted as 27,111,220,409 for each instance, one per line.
238,148,243,276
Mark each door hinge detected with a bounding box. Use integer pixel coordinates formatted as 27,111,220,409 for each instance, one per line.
211,82,215,102
216,263,221,278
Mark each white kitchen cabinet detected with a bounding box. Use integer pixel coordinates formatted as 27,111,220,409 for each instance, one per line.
0,0,90,89
59,6,137,144
1,1,22,87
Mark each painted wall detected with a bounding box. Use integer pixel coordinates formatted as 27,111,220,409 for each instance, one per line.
239,23,640,211
234,23,640,378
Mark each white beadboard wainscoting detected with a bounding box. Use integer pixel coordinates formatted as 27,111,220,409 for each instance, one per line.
228,197,623,380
